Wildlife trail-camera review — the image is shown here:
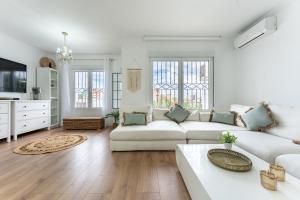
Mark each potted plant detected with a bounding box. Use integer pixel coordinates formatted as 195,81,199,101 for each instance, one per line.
220,131,238,150
105,110,119,129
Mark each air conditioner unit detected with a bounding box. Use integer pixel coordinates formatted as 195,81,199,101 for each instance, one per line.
234,16,277,49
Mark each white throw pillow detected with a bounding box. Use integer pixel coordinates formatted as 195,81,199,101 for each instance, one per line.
119,105,153,123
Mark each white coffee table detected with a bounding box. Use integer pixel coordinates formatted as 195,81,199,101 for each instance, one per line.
176,144,300,200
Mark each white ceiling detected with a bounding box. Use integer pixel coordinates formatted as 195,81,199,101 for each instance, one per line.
0,0,286,54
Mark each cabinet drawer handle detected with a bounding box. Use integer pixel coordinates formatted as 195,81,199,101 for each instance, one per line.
23,114,27,117
43,112,46,115
23,125,27,127
43,105,46,107
23,106,27,108
43,121,46,123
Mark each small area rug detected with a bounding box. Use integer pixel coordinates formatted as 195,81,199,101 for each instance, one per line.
13,134,87,155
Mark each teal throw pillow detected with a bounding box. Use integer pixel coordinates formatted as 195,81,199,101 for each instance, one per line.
123,112,147,126
164,104,190,123
241,103,277,131
210,111,235,125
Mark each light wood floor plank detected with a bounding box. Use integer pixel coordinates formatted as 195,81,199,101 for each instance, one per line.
0,128,190,200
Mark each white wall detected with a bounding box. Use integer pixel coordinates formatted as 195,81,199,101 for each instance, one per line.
235,2,300,107
121,38,149,106
0,31,49,99
121,37,236,111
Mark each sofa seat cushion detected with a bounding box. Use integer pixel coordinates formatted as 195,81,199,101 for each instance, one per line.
180,121,246,140
110,120,185,141
275,154,300,179
233,131,300,163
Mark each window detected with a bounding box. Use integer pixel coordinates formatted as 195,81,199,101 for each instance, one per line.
112,73,122,109
74,71,104,108
183,60,210,109
92,71,104,108
152,60,179,108
152,58,213,110
75,71,88,108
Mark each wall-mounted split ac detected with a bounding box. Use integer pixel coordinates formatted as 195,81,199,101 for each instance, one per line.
234,16,277,49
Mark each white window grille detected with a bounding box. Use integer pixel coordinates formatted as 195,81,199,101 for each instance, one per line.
112,73,122,109
74,71,104,108
152,58,213,110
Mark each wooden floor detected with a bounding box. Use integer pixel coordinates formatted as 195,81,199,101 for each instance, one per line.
0,128,191,200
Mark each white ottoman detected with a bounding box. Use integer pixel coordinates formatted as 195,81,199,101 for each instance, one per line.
276,154,300,179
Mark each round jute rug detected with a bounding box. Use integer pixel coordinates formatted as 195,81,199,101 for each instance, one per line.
13,134,87,155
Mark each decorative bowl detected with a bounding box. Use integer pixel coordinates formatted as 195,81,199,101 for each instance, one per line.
207,148,252,172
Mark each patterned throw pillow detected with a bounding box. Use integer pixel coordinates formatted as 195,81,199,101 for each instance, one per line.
123,112,147,126
241,103,277,131
164,104,190,123
209,111,236,125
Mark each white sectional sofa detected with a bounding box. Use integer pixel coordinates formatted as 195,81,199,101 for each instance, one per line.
111,104,300,156
110,105,247,151
111,103,300,179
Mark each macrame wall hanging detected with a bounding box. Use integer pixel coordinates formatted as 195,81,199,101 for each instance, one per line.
127,68,142,92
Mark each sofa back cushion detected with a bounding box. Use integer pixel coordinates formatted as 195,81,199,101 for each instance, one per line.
153,108,170,121
187,110,200,121
119,105,152,123
230,104,253,127
199,112,211,122
267,105,300,141
153,108,200,121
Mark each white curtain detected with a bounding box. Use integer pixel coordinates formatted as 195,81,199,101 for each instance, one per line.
104,58,112,126
60,63,71,121
59,59,112,126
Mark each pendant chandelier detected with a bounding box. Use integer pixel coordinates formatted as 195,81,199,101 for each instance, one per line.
56,32,73,64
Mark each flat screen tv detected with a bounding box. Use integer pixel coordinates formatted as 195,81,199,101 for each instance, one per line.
0,58,27,93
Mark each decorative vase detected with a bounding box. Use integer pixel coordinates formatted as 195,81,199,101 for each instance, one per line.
224,143,233,150
32,87,41,100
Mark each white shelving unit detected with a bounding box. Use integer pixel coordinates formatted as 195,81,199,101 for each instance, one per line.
37,68,60,128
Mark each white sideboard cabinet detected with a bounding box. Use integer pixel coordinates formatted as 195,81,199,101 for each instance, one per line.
0,101,11,142
12,100,50,140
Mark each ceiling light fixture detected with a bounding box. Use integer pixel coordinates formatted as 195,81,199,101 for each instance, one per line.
56,32,73,64
143,35,222,41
